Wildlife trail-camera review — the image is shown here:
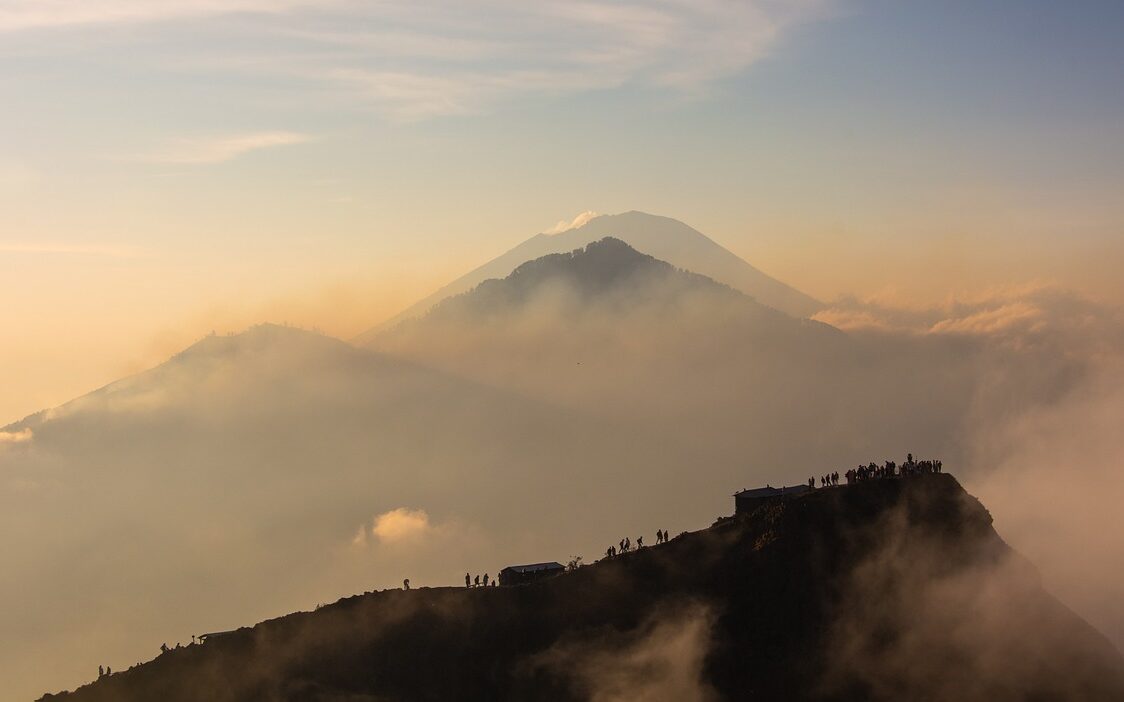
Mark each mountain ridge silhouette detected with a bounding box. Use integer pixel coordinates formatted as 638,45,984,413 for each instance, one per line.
38,474,1124,702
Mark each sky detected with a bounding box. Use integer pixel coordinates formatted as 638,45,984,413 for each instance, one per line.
2,0,1124,423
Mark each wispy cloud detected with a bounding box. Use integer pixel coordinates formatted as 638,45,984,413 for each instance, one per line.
546,211,599,234
0,0,320,32
0,1,837,120
132,131,313,165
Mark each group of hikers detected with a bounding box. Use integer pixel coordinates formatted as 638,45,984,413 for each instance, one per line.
465,572,496,588
97,665,112,679
809,454,943,488
813,472,841,487
604,528,670,559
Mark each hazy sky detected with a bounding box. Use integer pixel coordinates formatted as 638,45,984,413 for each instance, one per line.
2,0,1123,423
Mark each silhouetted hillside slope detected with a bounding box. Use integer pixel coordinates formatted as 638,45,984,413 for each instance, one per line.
357,211,821,340
41,475,1124,702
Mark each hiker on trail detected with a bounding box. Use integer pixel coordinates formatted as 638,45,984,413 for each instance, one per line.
474,575,480,587
160,643,168,654
619,538,626,552
403,578,410,590
98,666,104,679
465,573,471,588
625,537,631,551
808,477,814,489
483,573,489,587
637,536,644,548
606,547,613,559
106,667,111,676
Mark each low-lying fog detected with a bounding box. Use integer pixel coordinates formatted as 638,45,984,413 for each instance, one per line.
2,242,1121,700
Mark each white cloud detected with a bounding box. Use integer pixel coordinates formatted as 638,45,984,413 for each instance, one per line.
546,210,599,234
354,507,433,546
133,131,313,165
0,1,837,120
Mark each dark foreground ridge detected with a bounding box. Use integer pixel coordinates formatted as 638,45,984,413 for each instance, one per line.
40,475,1124,702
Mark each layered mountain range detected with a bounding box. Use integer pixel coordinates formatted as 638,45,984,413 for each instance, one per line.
0,213,1106,701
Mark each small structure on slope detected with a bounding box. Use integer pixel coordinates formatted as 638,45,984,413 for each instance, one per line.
734,484,811,514
498,562,564,587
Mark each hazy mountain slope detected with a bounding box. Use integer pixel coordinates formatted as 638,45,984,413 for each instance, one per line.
366,238,1088,540
0,324,699,702
415,236,809,326
368,237,943,448
40,475,1124,702
356,211,821,342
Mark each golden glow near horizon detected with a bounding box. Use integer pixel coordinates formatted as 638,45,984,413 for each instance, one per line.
2,0,1123,424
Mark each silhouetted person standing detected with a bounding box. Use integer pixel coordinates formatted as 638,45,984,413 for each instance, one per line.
474,575,480,587
637,536,644,548
403,578,410,590
465,573,471,588
483,573,489,587
98,665,104,679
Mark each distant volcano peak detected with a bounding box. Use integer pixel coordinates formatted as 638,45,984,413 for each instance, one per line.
355,211,821,345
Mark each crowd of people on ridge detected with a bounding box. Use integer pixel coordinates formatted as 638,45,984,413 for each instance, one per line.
604,528,670,560
92,455,947,685
465,572,496,588
808,454,942,489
